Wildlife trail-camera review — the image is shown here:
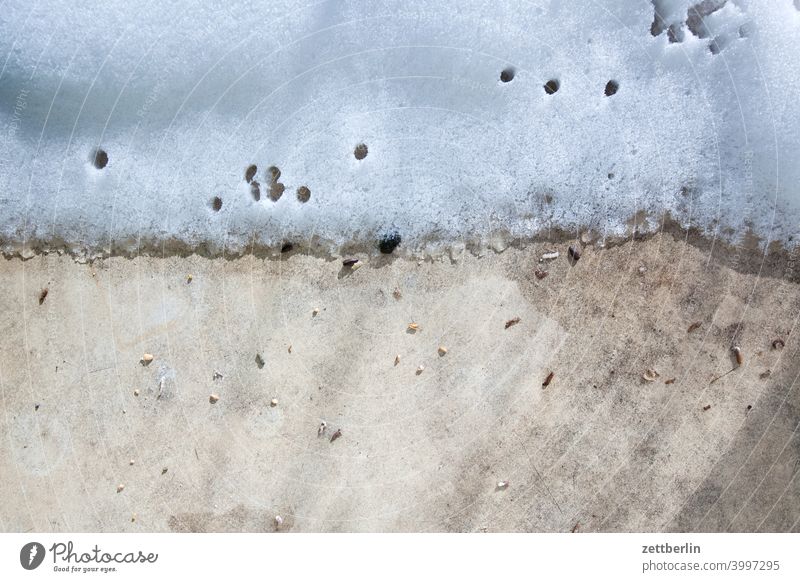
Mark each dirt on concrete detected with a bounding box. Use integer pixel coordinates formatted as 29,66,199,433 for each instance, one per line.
1,232,798,532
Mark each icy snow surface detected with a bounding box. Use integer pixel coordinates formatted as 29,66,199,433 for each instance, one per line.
1,0,799,256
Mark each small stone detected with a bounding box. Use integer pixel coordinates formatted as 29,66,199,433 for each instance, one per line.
131,513,136,522
312,307,320,317
642,369,660,382
212,371,223,380
133,389,140,396
270,398,278,407
568,245,581,261
638,265,647,275
407,323,420,332
256,353,265,368
416,365,425,375
393,288,402,300
161,467,168,475
438,346,448,356
318,421,327,437
330,428,342,443
141,353,154,365
186,274,193,283
496,481,509,490
129,459,135,466
394,355,401,366
209,393,220,404
117,484,125,493
274,515,284,528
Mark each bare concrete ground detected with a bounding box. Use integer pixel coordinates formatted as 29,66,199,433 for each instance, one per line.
1,233,799,532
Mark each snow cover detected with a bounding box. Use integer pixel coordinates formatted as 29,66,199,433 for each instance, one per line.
0,0,798,257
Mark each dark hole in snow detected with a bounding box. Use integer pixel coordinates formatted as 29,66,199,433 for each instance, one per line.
604,80,619,96
269,182,285,202
668,23,685,43
297,186,311,203
267,166,281,182
500,67,515,83
354,143,368,160
245,164,257,183
281,243,293,253
379,232,401,254
211,196,222,211
250,181,261,201
92,148,108,169
544,79,560,95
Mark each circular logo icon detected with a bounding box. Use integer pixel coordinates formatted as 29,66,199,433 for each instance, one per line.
20,542,46,570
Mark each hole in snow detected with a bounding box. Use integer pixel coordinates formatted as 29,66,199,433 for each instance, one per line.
245,164,257,183
500,67,515,83
92,148,108,169
269,182,285,202
297,186,311,203
604,80,619,96
211,196,222,211
544,79,560,95
354,143,368,160
250,181,261,201
267,166,281,182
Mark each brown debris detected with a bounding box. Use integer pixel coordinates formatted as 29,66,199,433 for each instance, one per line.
664,378,676,385
772,338,785,350
687,322,701,333
38,288,49,305
534,270,548,280
505,317,521,329
209,393,219,404
732,346,743,366
542,371,554,388
330,428,342,443
571,522,580,533
759,370,771,380
642,369,660,382
702,404,711,411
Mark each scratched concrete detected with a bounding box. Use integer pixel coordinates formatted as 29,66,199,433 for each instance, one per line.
1,234,798,532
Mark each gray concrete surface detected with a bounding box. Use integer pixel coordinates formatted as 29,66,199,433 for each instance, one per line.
1,234,798,532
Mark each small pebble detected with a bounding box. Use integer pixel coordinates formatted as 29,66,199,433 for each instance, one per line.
438,346,448,356
186,274,193,283
407,323,420,332
534,269,548,279
133,389,140,396
568,245,581,261
129,459,135,466
312,307,320,317
209,393,220,404
642,369,660,382
394,355,401,366
256,353,265,368
505,317,521,329
342,258,359,267
271,398,278,407
703,404,712,411
117,484,125,493
772,339,785,350
330,428,342,443
393,288,402,300
274,515,284,528
141,353,154,365
732,346,743,366
416,365,425,375
161,468,168,475
131,513,136,522
496,481,509,490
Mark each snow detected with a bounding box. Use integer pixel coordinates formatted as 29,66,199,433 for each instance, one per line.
1,0,798,257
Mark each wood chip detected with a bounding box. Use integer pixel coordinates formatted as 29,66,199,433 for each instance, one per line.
38,288,49,305
664,378,676,385
330,428,342,443
542,371,554,388
732,346,743,366
505,317,521,329
394,355,401,366
702,404,711,411
687,322,701,333
407,323,420,332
